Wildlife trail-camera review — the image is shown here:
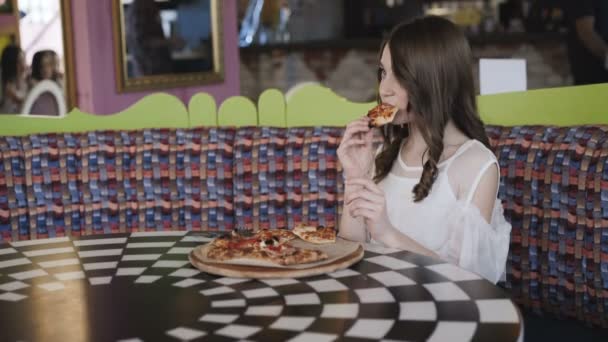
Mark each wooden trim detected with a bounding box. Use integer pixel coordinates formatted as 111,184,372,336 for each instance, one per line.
111,0,124,93
60,0,77,110
0,25,18,39
10,0,20,44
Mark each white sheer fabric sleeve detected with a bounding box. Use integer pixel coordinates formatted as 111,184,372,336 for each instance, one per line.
438,198,511,283
439,144,512,284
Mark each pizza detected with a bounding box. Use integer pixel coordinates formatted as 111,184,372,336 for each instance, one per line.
206,228,328,266
367,103,398,127
255,228,296,245
212,228,295,248
292,225,337,244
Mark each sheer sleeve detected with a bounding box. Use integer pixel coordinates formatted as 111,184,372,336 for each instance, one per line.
438,199,511,283
440,143,512,284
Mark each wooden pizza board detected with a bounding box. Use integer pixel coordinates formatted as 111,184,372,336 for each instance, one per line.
188,239,365,279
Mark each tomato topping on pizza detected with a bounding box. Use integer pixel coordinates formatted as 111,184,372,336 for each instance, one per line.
367,103,398,127
207,228,327,266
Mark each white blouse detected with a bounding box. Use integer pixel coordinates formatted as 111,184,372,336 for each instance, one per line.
377,139,511,283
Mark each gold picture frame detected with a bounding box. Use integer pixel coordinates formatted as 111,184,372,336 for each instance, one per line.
60,0,77,110
112,0,224,93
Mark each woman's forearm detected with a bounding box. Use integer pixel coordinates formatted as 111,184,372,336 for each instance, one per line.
338,186,368,242
338,208,368,242
376,227,440,259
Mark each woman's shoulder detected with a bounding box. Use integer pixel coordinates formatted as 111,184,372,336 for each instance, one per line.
458,139,497,165
446,139,500,200
446,139,498,179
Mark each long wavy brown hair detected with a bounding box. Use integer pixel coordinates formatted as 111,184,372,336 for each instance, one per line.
373,16,490,202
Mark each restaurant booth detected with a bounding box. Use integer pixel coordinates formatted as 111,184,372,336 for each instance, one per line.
0,0,607,341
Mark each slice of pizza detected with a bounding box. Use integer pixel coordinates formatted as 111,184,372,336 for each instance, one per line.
277,248,328,266
207,236,328,266
206,244,253,261
254,228,296,245
292,225,337,244
211,233,258,250
258,238,328,265
367,103,398,127
214,228,295,249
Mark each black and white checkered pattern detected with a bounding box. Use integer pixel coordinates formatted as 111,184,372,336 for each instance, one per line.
0,232,522,342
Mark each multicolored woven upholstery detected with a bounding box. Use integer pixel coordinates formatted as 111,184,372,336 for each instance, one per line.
79,131,130,235
21,134,82,239
486,125,608,327
0,128,236,240
0,137,29,240
78,128,235,235
179,128,235,231
233,127,342,230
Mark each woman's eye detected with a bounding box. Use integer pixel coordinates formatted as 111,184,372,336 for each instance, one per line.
378,68,386,79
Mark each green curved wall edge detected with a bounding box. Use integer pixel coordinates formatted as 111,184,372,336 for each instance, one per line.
284,85,375,127
258,88,286,127
188,92,217,127
0,93,189,136
1,83,606,136
477,83,608,126
217,96,257,127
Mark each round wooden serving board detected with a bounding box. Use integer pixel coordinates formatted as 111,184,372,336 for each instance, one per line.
189,242,365,279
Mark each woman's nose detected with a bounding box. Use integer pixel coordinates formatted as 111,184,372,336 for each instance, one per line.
379,83,393,99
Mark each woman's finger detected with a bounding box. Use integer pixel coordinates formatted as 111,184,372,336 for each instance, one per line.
339,138,367,151
356,115,370,124
343,122,370,139
346,118,371,131
365,128,374,142
346,117,370,129
351,208,376,221
348,198,380,213
346,178,384,196
345,189,384,205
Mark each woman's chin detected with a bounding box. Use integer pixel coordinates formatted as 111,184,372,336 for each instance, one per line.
391,114,411,126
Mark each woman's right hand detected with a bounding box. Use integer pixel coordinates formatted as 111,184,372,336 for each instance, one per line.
337,117,375,180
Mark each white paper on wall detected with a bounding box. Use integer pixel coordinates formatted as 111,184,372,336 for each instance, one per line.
479,58,527,95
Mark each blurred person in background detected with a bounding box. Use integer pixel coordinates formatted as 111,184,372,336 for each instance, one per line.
30,50,64,90
1,44,29,114
563,0,608,84
126,0,184,76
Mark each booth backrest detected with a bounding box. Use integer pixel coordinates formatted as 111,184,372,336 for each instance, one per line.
1,83,608,137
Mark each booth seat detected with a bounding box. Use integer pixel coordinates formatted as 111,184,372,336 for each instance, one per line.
1,84,607,330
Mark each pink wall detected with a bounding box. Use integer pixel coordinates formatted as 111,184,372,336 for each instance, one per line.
72,0,240,114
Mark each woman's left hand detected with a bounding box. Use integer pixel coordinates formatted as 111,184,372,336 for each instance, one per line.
345,178,394,238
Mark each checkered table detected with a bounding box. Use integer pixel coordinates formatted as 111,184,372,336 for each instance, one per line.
0,231,522,341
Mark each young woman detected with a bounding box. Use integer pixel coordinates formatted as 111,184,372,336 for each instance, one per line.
0,45,29,114
337,16,511,284
30,50,64,89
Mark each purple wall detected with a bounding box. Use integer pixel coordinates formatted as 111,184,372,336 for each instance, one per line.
72,0,240,114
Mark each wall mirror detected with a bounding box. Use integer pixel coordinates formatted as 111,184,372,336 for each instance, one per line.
112,0,224,92
0,0,76,114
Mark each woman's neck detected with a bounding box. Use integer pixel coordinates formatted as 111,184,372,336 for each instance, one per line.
405,120,469,155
